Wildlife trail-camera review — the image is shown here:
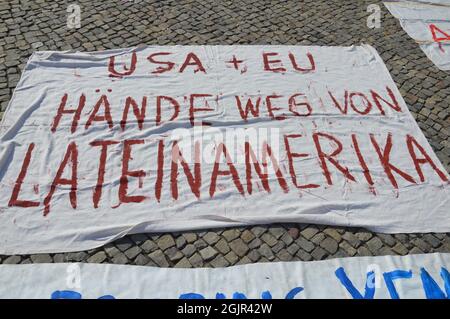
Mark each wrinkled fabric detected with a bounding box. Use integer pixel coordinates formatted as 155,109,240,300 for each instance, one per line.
385,1,450,70
0,253,448,299
0,45,448,254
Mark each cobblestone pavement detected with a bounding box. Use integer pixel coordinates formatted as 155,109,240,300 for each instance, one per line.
0,0,449,267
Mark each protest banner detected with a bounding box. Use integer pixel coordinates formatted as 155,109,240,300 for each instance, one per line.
0,45,448,254
0,253,448,299
385,1,450,70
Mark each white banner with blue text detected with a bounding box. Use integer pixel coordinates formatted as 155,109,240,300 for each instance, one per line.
0,253,448,299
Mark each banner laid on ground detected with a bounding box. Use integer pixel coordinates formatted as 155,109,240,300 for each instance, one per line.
384,1,450,70
0,253,448,299
0,45,448,254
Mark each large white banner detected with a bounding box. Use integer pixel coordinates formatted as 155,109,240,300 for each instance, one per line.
384,1,450,70
0,253,448,299
0,45,448,254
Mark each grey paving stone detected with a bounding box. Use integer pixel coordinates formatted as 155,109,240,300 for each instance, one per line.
115,237,134,252
329,249,348,259
377,234,396,247
268,226,285,239
175,257,192,268
248,238,262,249
104,245,120,258
342,232,362,248
320,237,339,254
53,254,66,263
339,241,357,256
300,227,319,240
183,233,197,244
140,240,158,253
311,233,326,245
434,245,449,253
3,255,21,264
214,238,231,255
87,252,107,263
210,255,230,268
222,229,240,241
357,246,372,257
311,247,327,260
271,241,285,254
235,256,252,265
355,231,373,242
258,244,275,261
157,234,176,251
392,242,409,255
181,244,196,258
412,238,432,252
247,250,261,262
423,234,441,248
251,226,266,237
224,251,239,265
410,247,425,255
124,246,141,260
176,236,187,249
149,250,169,267
286,243,300,255
203,232,220,245
280,233,294,246
111,252,128,265
194,239,208,250
261,233,278,247
434,233,447,240
394,234,409,244
165,247,184,262
367,237,384,254
297,237,315,253
323,228,342,242
67,252,88,262
287,227,300,239
241,230,255,243
277,249,292,261
188,253,203,267
379,247,396,256
134,254,150,266
199,246,218,261
229,238,249,257
130,234,148,245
